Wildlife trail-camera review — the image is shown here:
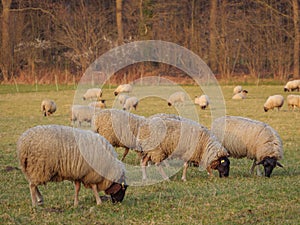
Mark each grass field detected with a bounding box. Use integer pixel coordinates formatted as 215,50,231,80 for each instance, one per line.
0,84,299,224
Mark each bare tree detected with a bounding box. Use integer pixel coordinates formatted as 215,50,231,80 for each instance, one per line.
116,0,124,45
292,0,299,78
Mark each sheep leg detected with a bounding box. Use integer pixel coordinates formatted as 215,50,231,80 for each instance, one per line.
181,162,189,182
121,148,129,161
250,160,256,174
141,155,150,180
36,187,44,205
156,162,170,181
74,181,81,206
29,183,38,207
91,184,102,205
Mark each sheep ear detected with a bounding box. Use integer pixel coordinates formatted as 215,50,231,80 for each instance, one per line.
210,160,219,169
276,161,284,168
105,183,121,195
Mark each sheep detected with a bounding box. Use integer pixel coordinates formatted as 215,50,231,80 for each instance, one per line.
83,88,103,101
114,84,133,96
167,91,186,106
263,95,284,112
233,85,243,94
118,94,129,105
232,90,248,99
41,99,56,117
92,109,145,161
89,99,107,109
71,105,101,127
194,95,210,109
17,125,127,207
284,79,300,92
211,116,283,177
123,96,139,111
287,94,300,110
137,116,230,181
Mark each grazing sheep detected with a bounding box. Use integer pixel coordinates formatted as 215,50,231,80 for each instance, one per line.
123,97,139,111
211,116,283,177
92,109,145,161
118,94,129,105
232,90,248,100
114,84,133,96
287,95,300,110
284,80,300,92
263,95,284,112
194,95,210,109
89,100,107,109
167,91,186,106
233,85,243,94
137,116,230,181
71,105,101,127
41,99,56,117
83,88,103,101
17,125,127,207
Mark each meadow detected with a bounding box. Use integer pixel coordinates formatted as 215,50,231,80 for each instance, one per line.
0,83,299,225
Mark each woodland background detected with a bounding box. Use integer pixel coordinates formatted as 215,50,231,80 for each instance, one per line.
0,0,299,84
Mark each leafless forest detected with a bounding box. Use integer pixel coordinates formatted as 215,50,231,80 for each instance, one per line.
0,0,299,84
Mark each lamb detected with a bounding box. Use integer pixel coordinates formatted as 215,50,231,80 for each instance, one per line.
83,88,103,100
284,79,300,92
211,116,283,177
232,90,248,99
123,96,139,111
41,99,56,117
263,95,284,112
71,105,101,127
233,85,243,94
114,84,133,96
167,91,186,106
17,125,127,207
92,109,145,161
89,99,107,109
194,95,210,109
287,94,300,110
137,116,230,181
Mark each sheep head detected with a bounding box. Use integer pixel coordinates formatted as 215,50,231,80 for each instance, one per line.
105,181,128,203
210,156,230,178
257,156,283,177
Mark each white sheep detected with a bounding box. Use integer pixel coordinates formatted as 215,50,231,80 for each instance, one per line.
83,88,103,100
71,105,101,127
194,95,210,109
41,99,56,117
92,109,145,161
17,125,127,207
232,90,248,99
167,91,186,106
123,96,139,111
263,95,284,112
287,94,300,110
233,85,243,94
211,116,283,177
137,116,230,181
118,94,129,105
88,100,107,109
284,79,300,92
114,84,133,96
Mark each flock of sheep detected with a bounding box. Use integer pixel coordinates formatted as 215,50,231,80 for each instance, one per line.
18,80,299,207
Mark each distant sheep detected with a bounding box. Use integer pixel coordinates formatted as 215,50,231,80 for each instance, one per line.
194,95,210,109
71,105,101,126
118,94,129,105
83,88,103,101
41,99,56,117
233,86,243,94
263,95,284,112
232,90,248,100
137,116,230,181
287,95,300,110
212,116,283,177
284,80,300,92
17,125,127,206
167,91,185,106
114,84,133,96
92,109,145,161
123,97,139,111
89,100,107,109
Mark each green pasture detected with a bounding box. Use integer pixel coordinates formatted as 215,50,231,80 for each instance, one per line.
0,84,299,224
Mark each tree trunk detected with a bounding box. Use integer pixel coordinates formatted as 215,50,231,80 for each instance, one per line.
209,0,217,73
116,0,124,45
1,0,12,82
292,0,299,78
